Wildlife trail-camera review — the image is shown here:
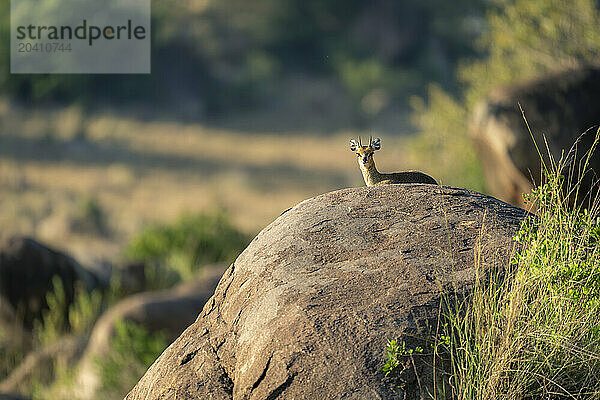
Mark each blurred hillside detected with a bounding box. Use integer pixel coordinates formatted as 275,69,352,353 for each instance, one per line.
0,0,487,129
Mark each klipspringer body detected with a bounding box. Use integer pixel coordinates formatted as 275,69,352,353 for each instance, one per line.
350,137,437,186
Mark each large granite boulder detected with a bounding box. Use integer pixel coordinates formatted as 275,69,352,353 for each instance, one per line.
125,185,527,400
0,237,103,328
471,65,600,208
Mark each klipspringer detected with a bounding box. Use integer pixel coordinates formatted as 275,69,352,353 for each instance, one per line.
350,137,437,186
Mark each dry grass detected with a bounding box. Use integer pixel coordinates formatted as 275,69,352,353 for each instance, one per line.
0,101,450,263
436,129,600,399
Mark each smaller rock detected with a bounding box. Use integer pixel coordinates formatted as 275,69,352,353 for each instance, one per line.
471,65,600,208
0,237,104,328
0,393,31,400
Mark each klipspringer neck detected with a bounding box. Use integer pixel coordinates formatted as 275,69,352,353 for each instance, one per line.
359,161,381,186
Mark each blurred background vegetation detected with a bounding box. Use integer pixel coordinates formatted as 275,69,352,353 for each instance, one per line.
1,0,487,117
1,0,600,398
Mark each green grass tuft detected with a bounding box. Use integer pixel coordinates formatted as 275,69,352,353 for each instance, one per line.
33,277,104,348
434,128,600,399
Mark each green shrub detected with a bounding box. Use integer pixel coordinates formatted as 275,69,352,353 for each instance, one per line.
381,339,423,377
408,84,486,192
0,327,25,381
333,57,417,117
435,129,600,399
0,0,489,114
36,367,76,400
22,279,105,399
32,277,69,347
33,277,104,348
124,212,249,288
28,320,166,400
94,320,167,399
460,0,600,107
68,285,103,337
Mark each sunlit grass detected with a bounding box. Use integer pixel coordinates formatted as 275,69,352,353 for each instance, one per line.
0,105,480,262
436,128,600,399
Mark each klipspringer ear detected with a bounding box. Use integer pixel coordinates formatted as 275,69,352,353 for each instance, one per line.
371,137,381,150
349,139,359,152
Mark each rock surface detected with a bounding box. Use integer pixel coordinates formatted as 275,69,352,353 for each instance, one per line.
471,65,600,208
125,185,527,400
0,237,103,328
